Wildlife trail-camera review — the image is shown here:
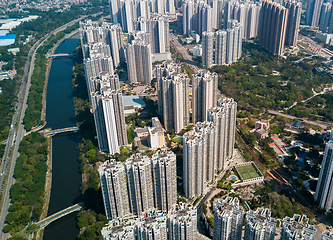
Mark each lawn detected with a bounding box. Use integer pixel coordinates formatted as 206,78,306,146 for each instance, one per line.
236,164,261,180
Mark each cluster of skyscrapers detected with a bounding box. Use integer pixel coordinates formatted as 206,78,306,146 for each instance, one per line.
108,0,175,32
258,0,301,56
101,204,197,239
98,150,177,220
80,21,128,154
202,20,243,67
212,197,325,240
156,61,218,132
184,98,237,199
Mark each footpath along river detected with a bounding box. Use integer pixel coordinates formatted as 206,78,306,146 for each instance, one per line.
43,33,81,240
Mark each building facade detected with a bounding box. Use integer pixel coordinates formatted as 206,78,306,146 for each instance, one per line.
281,215,317,240
258,0,288,56
244,208,276,240
192,70,218,123
315,140,333,211
214,197,244,240
152,150,177,212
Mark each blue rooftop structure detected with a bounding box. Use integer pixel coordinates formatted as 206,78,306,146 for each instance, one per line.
122,95,146,108
293,121,301,128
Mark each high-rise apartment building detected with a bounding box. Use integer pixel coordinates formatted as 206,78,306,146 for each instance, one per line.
306,0,324,27
101,22,125,67
224,0,261,39
101,219,136,239
134,15,170,54
120,0,135,32
202,31,214,67
98,160,131,220
315,140,333,211
182,1,194,36
217,97,237,164
109,0,121,24
208,97,237,170
319,3,332,33
168,203,197,240
161,72,190,132
183,121,218,198
82,42,111,60
213,197,244,240
192,70,218,123
211,20,243,67
136,214,168,239
136,0,150,19
90,73,128,153
215,30,227,65
211,0,224,29
322,231,333,240
183,130,205,198
83,56,114,87
182,1,212,36
195,121,216,184
244,208,276,240
258,0,288,56
281,215,317,240
126,154,155,216
152,150,177,212
284,0,302,47
156,61,181,115
126,39,152,83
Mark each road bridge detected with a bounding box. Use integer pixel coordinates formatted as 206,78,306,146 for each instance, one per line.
40,126,79,136
47,53,74,58
36,203,83,228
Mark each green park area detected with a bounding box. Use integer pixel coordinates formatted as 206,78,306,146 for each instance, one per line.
235,164,261,180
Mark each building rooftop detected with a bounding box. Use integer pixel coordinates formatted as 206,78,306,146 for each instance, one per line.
123,95,146,108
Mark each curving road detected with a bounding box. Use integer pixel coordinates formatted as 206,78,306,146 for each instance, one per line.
0,15,88,240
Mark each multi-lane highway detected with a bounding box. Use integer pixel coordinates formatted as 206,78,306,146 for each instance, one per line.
0,15,88,239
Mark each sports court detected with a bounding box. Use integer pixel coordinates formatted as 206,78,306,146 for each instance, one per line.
235,164,261,180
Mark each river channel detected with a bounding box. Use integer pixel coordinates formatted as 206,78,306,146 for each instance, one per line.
43,33,81,240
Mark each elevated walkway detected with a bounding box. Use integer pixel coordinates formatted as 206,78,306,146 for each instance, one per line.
39,126,79,136
36,202,83,228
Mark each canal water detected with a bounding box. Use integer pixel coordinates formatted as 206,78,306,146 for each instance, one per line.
43,34,81,240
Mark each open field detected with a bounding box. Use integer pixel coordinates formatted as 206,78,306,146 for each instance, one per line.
236,164,261,180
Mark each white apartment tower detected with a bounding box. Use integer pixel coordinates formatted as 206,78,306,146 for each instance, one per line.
126,39,152,84
101,219,136,239
90,73,128,154
192,70,218,123
136,214,168,240
156,61,181,115
224,1,261,39
281,215,317,240
244,208,277,240
120,0,135,33
322,231,333,240
183,131,205,198
284,0,302,47
215,30,227,65
126,154,155,216
315,140,333,211
195,122,216,184
214,197,244,240
182,1,194,36
152,150,177,212
168,203,197,240
202,31,214,67
134,15,170,54
98,160,131,220
216,97,237,165
161,72,190,132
